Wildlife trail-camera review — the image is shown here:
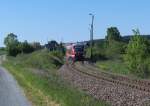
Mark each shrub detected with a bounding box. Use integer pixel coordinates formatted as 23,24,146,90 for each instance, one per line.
105,40,126,59
124,29,150,77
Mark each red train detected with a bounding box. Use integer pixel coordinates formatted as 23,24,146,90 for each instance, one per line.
66,44,85,64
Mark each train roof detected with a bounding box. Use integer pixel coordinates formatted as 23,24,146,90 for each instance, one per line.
66,43,84,49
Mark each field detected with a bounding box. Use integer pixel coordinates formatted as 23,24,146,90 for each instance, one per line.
2,50,108,106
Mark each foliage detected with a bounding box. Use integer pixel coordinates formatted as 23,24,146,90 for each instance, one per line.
16,50,64,69
105,40,126,59
86,37,126,61
85,41,107,61
106,27,122,42
104,27,126,59
124,29,150,77
4,33,18,47
4,33,35,56
4,33,21,56
20,40,34,53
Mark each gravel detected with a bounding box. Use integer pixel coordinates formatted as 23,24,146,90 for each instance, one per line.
58,65,150,106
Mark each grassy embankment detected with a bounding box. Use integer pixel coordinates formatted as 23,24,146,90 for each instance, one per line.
96,59,130,75
3,50,109,106
96,58,148,79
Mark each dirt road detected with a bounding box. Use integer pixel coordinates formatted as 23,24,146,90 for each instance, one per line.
0,66,31,106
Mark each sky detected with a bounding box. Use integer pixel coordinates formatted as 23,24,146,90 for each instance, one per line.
0,0,150,47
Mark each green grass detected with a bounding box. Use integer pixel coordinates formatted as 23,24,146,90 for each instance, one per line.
96,58,150,79
0,48,6,55
96,59,130,75
3,50,109,106
15,50,64,69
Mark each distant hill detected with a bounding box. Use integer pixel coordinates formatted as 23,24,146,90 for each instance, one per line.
122,35,150,42
87,35,150,44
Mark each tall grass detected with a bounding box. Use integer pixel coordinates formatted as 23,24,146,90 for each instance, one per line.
96,59,130,75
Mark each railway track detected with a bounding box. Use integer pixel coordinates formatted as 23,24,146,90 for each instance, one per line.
66,63,150,93
79,62,150,87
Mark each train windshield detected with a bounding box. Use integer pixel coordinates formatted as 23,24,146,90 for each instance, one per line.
74,46,84,52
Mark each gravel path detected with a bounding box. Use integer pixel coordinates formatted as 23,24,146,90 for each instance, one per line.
0,66,31,106
59,65,150,106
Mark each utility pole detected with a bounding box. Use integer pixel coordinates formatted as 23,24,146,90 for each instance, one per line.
89,13,94,62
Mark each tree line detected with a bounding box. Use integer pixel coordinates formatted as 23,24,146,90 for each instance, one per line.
4,33,65,57
4,33,42,56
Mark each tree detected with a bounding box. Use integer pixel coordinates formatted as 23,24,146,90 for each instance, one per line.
106,27,122,42
124,29,150,77
4,33,21,56
104,27,125,58
45,40,59,51
4,33,18,47
21,40,34,53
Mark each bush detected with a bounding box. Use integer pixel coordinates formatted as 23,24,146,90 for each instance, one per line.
21,50,64,69
85,40,126,61
8,45,21,56
85,42,106,62
85,47,106,62
124,29,150,77
105,40,126,59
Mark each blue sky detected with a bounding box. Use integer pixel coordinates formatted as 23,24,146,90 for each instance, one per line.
0,0,150,47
